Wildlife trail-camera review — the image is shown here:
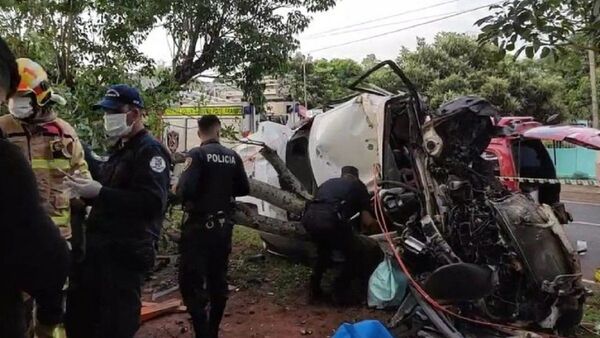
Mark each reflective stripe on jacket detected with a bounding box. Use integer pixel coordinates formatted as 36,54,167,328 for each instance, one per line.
0,114,91,239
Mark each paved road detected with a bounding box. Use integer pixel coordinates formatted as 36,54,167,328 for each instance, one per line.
564,201,600,280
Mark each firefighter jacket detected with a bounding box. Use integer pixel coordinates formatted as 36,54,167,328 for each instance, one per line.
0,114,90,239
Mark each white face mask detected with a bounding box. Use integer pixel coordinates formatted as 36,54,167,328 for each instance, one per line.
104,113,132,138
8,96,34,119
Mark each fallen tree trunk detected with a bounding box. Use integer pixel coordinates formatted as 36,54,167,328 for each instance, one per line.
259,146,313,201
248,178,306,215
232,202,308,240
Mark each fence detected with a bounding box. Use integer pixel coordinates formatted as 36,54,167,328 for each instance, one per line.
545,142,597,178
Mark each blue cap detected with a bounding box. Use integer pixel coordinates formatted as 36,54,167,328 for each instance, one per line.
93,84,144,110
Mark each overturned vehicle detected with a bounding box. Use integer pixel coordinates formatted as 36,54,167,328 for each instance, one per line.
231,61,588,336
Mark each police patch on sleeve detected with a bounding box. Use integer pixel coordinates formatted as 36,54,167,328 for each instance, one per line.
149,156,167,173
182,157,193,171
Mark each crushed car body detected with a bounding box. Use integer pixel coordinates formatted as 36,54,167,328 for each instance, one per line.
235,61,589,336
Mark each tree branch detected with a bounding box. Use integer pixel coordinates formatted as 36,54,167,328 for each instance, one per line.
259,146,313,200
232,202,308,239
248,178,306,215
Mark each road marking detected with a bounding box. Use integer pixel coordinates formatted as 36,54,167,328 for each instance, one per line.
583,279,598,285
570,221,600,228
564,200,600,207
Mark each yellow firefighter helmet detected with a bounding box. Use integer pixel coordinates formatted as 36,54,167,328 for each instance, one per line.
15,58,53,106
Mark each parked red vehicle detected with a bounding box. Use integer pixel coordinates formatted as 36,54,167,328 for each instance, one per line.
485,116,600,204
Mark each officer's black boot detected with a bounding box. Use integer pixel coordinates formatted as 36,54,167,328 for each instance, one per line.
191,311,210,338
309,244,330,302
208,297,227,338
309,273,324,300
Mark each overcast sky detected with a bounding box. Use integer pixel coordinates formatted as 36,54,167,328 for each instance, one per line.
140,0,495,65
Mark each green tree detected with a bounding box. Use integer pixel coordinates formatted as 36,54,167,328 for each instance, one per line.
0,0,336,145
285,54,362,109
0,1,175,148
476,0,600,126
164,0,336,85
393,32,567,120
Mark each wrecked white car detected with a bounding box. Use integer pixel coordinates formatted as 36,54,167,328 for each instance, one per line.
232,61,587,336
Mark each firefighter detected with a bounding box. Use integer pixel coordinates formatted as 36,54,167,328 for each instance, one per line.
176,115,250,338
302,166,377,304
64,84,170,338
0,58,91,239
0,38,69,338
0,57,89,338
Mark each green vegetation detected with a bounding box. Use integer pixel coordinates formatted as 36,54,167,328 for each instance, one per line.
0,0,336,147
580,290,600,337
228,226,311,303
287,32,598,123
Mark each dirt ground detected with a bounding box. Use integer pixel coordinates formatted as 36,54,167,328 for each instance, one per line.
137,207,600,338
136,289,386,338
136,227,388,338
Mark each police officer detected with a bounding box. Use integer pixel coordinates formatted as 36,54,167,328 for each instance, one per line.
176,115,249,338
0,37,69,338
64,84,170,338
302,166,377,304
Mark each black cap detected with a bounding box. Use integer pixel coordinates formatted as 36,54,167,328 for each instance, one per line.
93,84,144,110
341,166,359,178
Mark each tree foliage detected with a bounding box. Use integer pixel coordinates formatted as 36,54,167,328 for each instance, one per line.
164,0,336,85
474,0,600,125
396,33,568,120
285,53,362,109
0,1,175,148
0,0,334,147
476,0,600,59
287,33,581,121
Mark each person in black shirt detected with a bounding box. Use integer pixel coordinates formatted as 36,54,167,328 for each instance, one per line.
302,166,376,303
0,36,70,338
64,84,170,338
176,115,249,338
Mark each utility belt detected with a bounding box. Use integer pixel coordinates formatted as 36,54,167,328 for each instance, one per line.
185,211,232,231
307,199,359,223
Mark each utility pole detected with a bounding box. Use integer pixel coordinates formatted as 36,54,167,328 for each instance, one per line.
590,46,600,181
590,49,599,128
303,56,308,108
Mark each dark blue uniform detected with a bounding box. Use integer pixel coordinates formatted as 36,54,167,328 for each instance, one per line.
302,177,371,302
66,130,170,338
176,139,249,338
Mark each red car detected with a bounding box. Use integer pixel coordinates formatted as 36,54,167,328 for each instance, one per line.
485,116,600,204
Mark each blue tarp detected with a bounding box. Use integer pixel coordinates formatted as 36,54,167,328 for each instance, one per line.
332,320,394,338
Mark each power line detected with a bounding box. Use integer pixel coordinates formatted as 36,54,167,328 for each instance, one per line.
305,0,460,38
308,2,500,53
305,11,461,40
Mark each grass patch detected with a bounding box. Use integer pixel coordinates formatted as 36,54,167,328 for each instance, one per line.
228,226,311,303
580,291,600,337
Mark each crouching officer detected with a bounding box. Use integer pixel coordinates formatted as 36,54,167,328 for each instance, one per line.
176,115,249,338
302,166,377,304
64,84,170,338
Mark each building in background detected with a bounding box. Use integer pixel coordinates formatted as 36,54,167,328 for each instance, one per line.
161,77,301,152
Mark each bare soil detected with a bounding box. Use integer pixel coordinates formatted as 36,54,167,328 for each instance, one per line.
136,227,388,338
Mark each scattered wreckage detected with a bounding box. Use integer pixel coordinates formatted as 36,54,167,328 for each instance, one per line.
228,61,591,336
